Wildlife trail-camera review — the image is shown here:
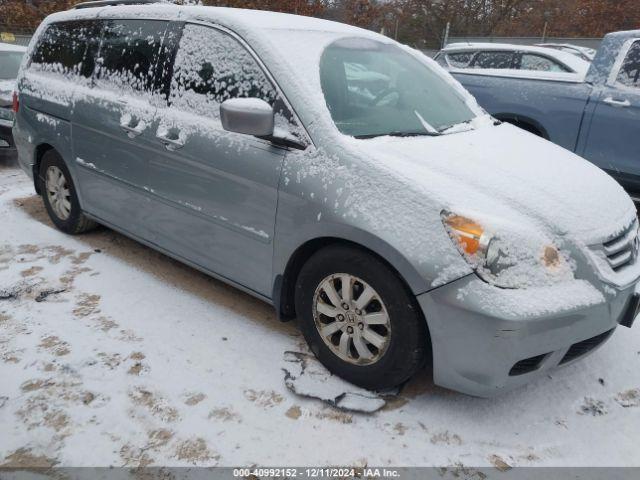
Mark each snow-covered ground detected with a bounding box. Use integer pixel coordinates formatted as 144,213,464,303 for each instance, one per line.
0,161,639,468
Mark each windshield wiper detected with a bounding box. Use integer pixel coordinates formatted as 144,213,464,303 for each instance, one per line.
354,131,441,139
437,119,474,134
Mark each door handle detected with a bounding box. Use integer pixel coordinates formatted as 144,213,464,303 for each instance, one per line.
120,123,144,138
156,132,185,151
603,97,631,107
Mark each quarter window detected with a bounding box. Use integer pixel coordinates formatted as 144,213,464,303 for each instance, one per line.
95,20,169,94
434,53,447,67
472,51,514,69
168,24,277,117
446,52,473,68
30,21,101,78
520,54,568,72
616,41,640,88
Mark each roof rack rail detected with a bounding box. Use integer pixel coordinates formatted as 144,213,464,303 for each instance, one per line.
74,0,166,9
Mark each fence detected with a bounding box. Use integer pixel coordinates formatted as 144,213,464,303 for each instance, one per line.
446,36,602,50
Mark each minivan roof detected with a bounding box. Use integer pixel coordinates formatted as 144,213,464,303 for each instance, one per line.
32,4,428,138
48,4,368,36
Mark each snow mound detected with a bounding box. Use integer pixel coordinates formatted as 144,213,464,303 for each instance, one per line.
282,351,386,413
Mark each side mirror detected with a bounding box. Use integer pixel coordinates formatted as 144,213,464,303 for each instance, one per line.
220,98,274,137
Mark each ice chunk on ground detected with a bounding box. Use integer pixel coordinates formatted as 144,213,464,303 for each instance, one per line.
282,351,386,413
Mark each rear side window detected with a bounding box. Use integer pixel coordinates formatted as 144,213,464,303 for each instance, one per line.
30,20,101,78
446,52,473,68
520,54,569,72
168,24,277,117
616,40,640,88
95,20,169,95
472,51,514,69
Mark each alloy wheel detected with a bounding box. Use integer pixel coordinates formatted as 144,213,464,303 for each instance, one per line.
45,166,71,221
312,273,391,365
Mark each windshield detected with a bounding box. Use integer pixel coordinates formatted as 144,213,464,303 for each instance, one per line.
0,51,24,80
320,38,476,138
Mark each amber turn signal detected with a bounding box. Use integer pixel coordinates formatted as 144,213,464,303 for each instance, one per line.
444,215,485,255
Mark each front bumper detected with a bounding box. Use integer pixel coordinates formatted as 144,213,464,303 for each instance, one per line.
418,275,637,397
0,118,16,160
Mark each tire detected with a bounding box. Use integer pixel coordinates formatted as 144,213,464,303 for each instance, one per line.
295,244,428,390
39,150,96,235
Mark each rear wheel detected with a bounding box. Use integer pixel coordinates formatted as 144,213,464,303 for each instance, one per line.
295,244,428,390
40,151,96,234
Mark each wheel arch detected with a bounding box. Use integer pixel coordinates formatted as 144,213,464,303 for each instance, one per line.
274,235,428,323
494,113,549,139
32,143,56,195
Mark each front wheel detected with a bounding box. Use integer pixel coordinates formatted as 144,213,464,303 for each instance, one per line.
295,245,428,390
39,150,96,234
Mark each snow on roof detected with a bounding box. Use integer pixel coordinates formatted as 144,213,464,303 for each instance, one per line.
535,43,596,53
442,42,590,74
0,42,27,53
45,4,369,35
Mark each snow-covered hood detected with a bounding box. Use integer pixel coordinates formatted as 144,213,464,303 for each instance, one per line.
351,122,636,244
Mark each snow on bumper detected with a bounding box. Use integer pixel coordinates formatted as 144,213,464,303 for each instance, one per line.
418,275,636,397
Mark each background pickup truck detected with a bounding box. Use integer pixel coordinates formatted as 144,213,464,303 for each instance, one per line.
449,30,640,199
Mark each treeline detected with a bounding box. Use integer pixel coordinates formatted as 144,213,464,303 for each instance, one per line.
1,0,639,48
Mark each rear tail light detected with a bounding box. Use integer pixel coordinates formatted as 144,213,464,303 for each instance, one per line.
12,92,19,113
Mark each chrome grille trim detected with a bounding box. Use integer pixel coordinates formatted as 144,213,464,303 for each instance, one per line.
608,249,632,269
601,218,639,272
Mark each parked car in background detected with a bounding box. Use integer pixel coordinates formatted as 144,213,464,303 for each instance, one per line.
13,2,639,397
449,30,640,199
434,43,590,79
0,42,26,160
535,43,597,62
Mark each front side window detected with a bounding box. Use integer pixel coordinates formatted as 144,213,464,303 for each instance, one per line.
616,40,640,88
446,52,473,68
30,20,101,78
472,51,514,69
319,38,476,138
0,51,24,79
520,54,569,72
95,20,168,94
169,24,277,118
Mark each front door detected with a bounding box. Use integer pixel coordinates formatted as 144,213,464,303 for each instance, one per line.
141,23,300,296
581,39,640,194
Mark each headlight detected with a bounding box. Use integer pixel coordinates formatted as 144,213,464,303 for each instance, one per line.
442,212,574,288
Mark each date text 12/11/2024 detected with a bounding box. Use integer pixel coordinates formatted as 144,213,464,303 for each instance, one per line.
232,468,401,477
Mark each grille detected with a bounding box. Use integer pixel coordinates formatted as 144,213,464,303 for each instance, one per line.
560,329,615,365
601,219,639,272
509,353,548,376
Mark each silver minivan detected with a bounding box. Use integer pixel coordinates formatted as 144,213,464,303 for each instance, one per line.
13,1,639,397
